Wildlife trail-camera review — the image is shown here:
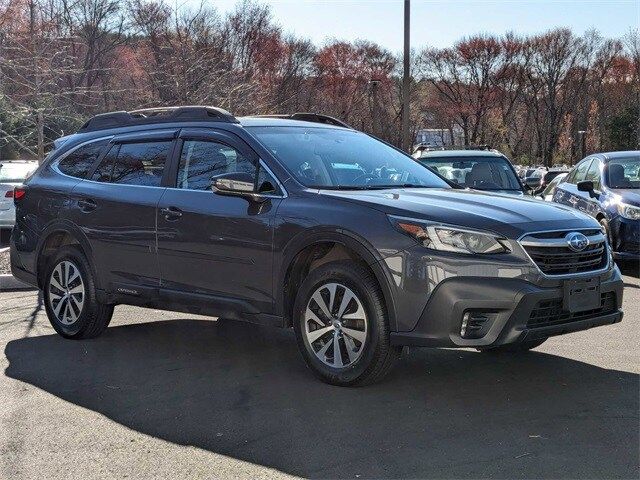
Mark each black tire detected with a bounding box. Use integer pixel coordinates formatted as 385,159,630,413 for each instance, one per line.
481,338,547,353
293,260,402,386
42,245,114,339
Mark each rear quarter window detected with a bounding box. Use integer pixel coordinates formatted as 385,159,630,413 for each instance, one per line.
56,139,110,179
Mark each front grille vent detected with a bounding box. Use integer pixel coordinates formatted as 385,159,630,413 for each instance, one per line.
520,230,608,275
527,292,617,328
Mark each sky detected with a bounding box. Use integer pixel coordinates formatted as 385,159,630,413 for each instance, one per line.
206,0,639,51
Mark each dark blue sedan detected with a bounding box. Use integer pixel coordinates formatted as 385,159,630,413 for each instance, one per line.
553,151,639,261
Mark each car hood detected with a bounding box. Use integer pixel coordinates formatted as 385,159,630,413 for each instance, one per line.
321,187,599,239
607,188,640,206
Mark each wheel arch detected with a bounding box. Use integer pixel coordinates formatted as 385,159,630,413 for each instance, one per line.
35,221,96,289
277,229,397,331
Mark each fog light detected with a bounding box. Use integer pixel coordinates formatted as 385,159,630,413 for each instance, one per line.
460,311,496,339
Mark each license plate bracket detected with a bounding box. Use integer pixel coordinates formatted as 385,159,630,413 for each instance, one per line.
563,277,600,313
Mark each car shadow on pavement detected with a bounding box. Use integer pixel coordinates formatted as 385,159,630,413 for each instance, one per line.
618,260,639,285
5,319,639,479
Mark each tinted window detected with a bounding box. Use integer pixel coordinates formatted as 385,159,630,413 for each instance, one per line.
257,164,282,195
248,126,449,190
177,140,255,191
91,145,119,182
109,142,170,186
57,139,109,178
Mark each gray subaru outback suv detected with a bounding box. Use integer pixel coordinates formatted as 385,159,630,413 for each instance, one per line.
10,107,624,386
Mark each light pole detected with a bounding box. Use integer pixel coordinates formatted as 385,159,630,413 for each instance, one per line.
402,0,411,152
577,130,587,163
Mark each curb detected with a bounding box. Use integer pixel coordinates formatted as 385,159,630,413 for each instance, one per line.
0,274,35,291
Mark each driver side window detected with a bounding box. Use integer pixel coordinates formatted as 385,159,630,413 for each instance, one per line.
177,140,255,191
567,159,592,184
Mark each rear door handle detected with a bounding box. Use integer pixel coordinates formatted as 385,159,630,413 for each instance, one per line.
77,198,97,212
160,206,183,220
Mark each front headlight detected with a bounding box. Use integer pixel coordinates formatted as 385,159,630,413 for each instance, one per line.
617,202,640,220
388,215,509,254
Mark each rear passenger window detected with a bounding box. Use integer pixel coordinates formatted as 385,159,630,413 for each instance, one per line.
177,140,255,191
91,145,119,182
57,139,109,178
91,141,171,186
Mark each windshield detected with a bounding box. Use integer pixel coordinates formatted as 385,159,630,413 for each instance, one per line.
417,156,521,191
247,127,450,190
605,156,639,189
0,162,38,183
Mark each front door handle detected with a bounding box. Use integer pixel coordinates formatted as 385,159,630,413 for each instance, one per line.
77,198,97,212
160,206,183,220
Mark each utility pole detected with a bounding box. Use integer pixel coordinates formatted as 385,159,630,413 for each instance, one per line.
369,79,380,137
402,0,411,152
577,130,587,163
37,109,44,163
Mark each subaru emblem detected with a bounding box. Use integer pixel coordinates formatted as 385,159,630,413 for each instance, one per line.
566,232,589,252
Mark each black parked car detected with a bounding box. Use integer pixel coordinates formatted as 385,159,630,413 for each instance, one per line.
11,106,624,386
553,152,639,261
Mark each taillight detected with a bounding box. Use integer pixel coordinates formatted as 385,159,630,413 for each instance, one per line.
13,187,26,202
4,190,13,198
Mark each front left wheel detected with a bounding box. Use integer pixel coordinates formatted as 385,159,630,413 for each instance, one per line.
293,261,402,386
43,245,114,339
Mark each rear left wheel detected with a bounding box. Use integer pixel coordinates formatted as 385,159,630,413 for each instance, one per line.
43,245,113,339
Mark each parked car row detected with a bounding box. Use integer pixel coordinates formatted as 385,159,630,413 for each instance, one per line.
415,148,638,262
552,152,639,261
8,106,628,386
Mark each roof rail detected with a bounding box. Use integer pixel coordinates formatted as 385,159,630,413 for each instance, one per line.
255,113,351,128
78,106,239,132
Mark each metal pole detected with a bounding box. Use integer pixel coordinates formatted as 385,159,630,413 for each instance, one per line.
402,0,411,152
577,130,587,162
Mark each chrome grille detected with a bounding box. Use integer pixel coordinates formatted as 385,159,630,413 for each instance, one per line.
520,230,608,275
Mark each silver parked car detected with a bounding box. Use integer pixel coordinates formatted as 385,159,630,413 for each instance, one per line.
0,160,39,229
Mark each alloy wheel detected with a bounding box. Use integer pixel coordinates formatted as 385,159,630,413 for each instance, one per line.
304,282,368,368
48,260,85,325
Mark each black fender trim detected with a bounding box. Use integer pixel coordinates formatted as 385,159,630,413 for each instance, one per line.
275,228,398,330
34,220,97,289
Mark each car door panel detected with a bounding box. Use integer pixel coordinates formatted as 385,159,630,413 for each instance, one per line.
156,128,280,314
66,132,176,292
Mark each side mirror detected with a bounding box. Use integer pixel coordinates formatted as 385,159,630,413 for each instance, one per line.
212,172,258,198
577,180,598,198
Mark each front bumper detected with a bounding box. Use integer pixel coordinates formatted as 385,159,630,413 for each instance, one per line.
390,268,624,348
611,215,639,260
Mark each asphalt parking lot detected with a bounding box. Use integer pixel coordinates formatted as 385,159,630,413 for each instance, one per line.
1,263,638,480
